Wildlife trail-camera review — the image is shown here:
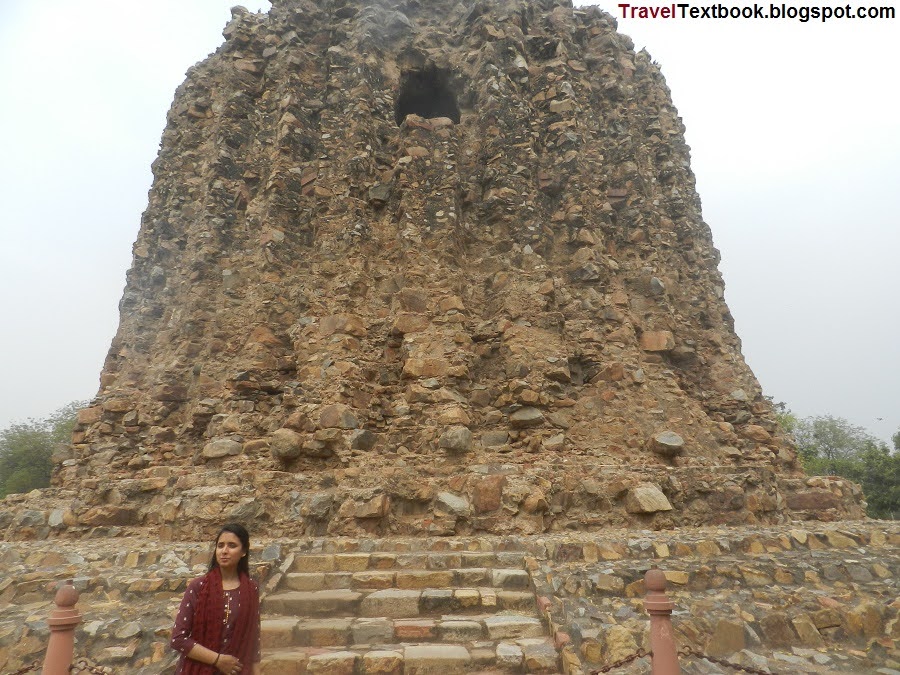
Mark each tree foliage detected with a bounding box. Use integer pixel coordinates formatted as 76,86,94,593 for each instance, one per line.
789,412,900,520
0,401,85,498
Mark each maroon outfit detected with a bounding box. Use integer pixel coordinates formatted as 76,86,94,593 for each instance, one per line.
170,567,260,674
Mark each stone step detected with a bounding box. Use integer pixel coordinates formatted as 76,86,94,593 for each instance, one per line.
263,588,538,618
280,568,531,592
550,546,900,598
261,613,548,648
288,552,528,573
259,639,560,675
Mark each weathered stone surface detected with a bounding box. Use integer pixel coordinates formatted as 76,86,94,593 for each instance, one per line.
0,0,867,559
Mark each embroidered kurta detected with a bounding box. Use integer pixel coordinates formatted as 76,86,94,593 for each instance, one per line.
170,576,261,673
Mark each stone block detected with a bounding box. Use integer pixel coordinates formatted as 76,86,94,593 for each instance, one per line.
497,591,535,611
438,425,473,452
639,330,675,352
473,475,506,511
260,619,299,649
334,554,371,572
260,652,306,675
434,492,470,517
360,589,422,618
404,645,471,675
202,439,243,459
420,588,455,613
306,650,358,675
646,430,684,457
264,590,361,616
484,615,545,640
706,619,745,657
395,570,454,589
759,612,794,648
496,642,524,669
453,588,481,608
284,573,327,591
625,483,672,513
455,568,489,586
510,407,545,428
395,619,437,641
352,618,394,645
438,620,484,641
361,650,403,675
520,638,559,672
319,404,359,429
352,571,396,590
296,618,352,647
791,614,825,647
269,429,303,461
492,568,530,589
293,555,336,572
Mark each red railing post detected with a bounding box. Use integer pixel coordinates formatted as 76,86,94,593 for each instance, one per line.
644,566,680,675
42,580,82,675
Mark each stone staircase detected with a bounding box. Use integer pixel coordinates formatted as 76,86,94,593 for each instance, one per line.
258,549,559,674
1,521,899,674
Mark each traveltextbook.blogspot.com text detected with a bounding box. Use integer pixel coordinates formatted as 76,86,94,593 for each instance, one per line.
616,3,895,22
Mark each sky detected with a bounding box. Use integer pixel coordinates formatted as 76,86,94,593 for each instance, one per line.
0,1,897,443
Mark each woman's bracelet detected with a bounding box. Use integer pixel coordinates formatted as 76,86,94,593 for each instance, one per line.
213,653,220,667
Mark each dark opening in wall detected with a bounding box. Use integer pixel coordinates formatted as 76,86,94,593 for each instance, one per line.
394,65,461,126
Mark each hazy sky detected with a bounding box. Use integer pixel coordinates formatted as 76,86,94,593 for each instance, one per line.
0,1,897,443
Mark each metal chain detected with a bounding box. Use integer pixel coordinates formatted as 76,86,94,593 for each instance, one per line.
3,662,40,675
679,645,779,675
69,659,114,674
590,648,650,673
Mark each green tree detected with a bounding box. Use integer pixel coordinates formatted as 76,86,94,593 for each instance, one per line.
0,401,85,498
793,414,899,520
793,415,872,474
855,441,900,520
766,397,798,435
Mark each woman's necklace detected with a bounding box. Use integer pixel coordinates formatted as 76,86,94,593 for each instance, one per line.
223,589,232,626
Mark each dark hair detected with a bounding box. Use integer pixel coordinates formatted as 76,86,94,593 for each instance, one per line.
208,522,251,575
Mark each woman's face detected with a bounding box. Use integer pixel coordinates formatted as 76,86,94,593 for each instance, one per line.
215,531,245,572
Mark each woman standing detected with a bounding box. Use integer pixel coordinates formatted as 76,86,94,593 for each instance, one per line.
170,523,261,674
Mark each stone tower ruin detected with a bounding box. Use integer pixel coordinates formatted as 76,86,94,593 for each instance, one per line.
5,0,864,541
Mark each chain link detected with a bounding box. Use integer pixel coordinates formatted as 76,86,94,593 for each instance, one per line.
3,662,40,675
679,645,779,675
590,648,650,672
69,658,114,674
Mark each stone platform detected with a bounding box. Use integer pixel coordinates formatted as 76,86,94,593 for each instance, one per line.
1,520,898,673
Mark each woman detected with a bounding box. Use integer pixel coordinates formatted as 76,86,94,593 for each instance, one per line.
170,523,261,674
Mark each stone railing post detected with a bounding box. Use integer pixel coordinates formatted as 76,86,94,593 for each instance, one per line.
644,566,680,675
42,580,82,675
